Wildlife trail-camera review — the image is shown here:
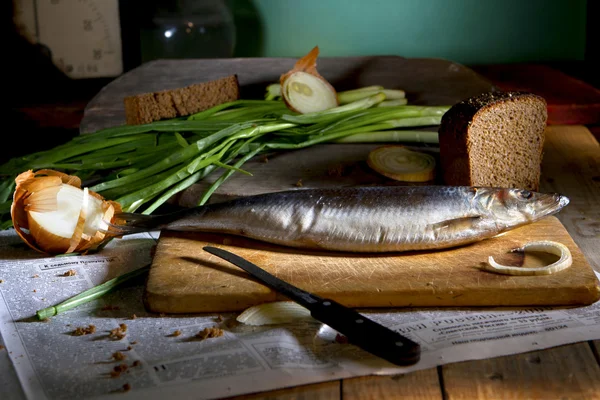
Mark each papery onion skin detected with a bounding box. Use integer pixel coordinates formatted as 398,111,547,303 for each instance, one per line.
11,169,123,255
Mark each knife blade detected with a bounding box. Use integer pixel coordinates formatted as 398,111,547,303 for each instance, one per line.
203,246,421,366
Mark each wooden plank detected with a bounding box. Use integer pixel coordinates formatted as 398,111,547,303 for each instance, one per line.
539,125,600,273
342,370,442,400
144,215,599,314
441,342,600,399
591,340,600,362
224,380,339,400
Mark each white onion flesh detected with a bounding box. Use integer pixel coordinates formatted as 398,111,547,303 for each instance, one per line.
484,241,573,275
29,185,105,239
367,146,436,182
237,301,312,326
282,71,338,114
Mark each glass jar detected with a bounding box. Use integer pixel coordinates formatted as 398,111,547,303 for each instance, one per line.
139,0,236,62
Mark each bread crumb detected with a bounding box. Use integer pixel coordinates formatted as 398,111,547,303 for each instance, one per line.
110,363,129,378
169,330,182,337
32,274,40,278
73,325,96,336
159,313,166,317
112,351,127,361
130,341,138,345
126,346,133,351
123,383,131,392
62,269,76,277
33,289,37,293
130,314,137,320
215,315,223,322
295,179,303,187
195,326,224,340
0,279,4,283
0,345,5,350
109,324,127,340
132,360,141,367
114,364,128,373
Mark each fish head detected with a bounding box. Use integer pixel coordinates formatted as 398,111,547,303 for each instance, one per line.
477,188,569,227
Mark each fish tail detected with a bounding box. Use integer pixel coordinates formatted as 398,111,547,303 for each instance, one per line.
106,209,192,236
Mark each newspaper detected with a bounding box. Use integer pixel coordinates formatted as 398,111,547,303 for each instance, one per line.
1,229,599,400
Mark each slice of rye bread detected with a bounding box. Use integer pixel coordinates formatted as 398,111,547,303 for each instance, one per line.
124,75,240,125
438,91,547,191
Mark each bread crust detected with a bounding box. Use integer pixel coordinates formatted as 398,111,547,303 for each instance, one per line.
124,75,240,125
438,91,547,190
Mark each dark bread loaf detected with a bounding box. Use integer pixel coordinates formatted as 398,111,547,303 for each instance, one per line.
438,91,547,191
124,75,240,125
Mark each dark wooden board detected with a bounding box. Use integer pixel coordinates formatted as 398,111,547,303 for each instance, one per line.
80,56,496,134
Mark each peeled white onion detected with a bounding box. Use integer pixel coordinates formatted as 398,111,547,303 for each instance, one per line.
11,169,122,255
281,71,338,114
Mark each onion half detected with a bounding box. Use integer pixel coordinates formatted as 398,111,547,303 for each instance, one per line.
367,145,436,182
280,46,338,114
11,169,123,255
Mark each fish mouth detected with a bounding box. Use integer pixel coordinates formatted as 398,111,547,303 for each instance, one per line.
537,193,570,217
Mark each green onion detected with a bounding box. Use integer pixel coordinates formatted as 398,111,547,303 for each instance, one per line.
35,264,150,320
334,130,439,144
338,88,405,104
0,84,451,228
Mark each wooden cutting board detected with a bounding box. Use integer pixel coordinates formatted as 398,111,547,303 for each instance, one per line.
78,57,599,313
144,216,600,313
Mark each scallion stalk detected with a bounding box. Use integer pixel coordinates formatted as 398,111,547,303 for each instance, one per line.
35,264,150,320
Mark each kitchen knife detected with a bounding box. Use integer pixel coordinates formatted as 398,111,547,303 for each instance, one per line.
203,246,421,366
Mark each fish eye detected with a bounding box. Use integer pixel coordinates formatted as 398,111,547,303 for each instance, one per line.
519,190,533,199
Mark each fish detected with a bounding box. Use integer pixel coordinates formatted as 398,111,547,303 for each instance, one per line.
108,186,569,253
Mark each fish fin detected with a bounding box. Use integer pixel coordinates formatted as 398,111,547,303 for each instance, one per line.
430,216,482,233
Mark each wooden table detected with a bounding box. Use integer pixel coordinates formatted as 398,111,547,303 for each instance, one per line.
4,62,600,399
222,125,600,400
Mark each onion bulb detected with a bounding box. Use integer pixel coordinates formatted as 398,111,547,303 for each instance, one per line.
367,145,436,182
483,241,573,276
11,169,123,255
280,46,338,114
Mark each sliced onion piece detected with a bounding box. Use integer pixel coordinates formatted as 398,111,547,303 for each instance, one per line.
367,145,436,182
280,46,338,114
236,301,312,326
483,241,573,276
11,169,123,255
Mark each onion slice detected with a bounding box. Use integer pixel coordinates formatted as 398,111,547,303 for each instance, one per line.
11,169,123,255
367,145,436,182
483,241,573,275
280,46,338,114
236,301,312,326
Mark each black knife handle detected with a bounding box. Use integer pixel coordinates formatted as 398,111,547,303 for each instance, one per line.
309,298,421,366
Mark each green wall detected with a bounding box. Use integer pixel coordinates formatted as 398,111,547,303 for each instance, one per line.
232,0,587,65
